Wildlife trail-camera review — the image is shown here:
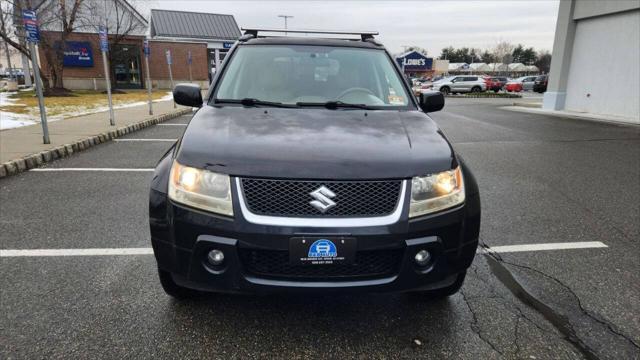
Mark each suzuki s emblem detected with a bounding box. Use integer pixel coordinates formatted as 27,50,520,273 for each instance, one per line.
309,186,336,213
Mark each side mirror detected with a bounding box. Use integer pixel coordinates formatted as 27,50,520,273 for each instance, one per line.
173,83,203,107
419,92,445,113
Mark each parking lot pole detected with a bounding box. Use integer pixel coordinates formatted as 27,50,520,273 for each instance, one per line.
144,39,152,115
99,27,115,126
28,42,49,144
188,50,193,82
166,50,175,108
22,9,49,144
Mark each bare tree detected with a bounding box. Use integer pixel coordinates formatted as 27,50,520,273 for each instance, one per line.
1,0,145,93
491,40,515,74
85,0,146,82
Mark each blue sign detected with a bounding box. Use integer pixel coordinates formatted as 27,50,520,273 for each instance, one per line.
396,51,433,72
22,10,39,43
187,51,192,65
308,239,337,258
98,27,108,52
63,41,94,67
223,42,234,49
143,39,150,57
165,50,172,65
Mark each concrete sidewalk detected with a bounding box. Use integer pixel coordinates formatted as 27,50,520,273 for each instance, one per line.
0,100,188,164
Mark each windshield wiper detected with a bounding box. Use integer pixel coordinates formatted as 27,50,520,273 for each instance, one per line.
214,98,296,108
296,101,373,110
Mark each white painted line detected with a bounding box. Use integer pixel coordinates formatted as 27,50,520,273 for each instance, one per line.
481,241,608,254
1,242,609,258
157,123,187,126
30,168,154,172
114,139,176,142
1,248,153,257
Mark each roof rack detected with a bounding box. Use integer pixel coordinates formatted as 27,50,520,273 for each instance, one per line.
240,28,379,41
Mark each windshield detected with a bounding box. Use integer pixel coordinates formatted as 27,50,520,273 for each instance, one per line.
214,45,411,107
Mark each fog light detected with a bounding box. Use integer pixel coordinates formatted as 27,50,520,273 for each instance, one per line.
207,249,225,266
414,250,431,267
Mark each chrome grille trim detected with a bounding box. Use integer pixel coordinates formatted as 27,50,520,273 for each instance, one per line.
235,178,407,227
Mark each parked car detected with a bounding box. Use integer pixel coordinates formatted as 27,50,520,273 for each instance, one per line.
484,76,508,92
151,29,480,299
533,75,548,93
412,81,433,96
432,75,486,94
504,80,523,92
515,75,538,91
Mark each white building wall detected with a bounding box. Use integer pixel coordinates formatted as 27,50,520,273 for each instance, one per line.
564,10,640,122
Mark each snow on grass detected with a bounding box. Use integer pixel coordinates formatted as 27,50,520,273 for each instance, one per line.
0,91,173,130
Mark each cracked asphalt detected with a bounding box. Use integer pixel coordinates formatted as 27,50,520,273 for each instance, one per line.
1,97,639,359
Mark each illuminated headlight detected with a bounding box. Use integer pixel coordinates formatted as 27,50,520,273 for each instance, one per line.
409,166,465,217
168,161,233,216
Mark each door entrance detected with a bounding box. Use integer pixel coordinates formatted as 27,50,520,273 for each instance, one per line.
111,44,142,89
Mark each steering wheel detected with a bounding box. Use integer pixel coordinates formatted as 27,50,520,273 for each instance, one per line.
336,87,377,100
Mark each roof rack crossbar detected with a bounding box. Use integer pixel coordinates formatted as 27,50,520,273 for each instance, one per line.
241,28,378,41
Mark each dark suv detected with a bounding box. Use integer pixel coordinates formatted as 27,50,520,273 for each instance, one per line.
149,29,480,299
533,75,548,93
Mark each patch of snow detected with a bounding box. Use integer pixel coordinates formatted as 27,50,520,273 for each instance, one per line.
0,113,37,130
0,92,173,131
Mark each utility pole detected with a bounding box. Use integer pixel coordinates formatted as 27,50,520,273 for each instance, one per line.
277,15,293,35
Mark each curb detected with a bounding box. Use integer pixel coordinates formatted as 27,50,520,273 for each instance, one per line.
512,101,542,108
0,108,192,179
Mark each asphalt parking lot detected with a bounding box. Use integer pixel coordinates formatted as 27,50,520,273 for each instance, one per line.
1,98,639,359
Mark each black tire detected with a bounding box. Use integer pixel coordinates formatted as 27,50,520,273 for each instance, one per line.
493,89,500,93
158,268,201,300
439,86,450,95
471,86,482,93
411,271,466,299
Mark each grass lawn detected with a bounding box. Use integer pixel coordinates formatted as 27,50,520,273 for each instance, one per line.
0,89,170,117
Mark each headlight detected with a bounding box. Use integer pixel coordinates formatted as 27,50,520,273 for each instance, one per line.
168,161,233,216
409,166,465,217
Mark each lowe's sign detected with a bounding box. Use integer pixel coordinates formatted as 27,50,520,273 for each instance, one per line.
63,41,94,67
396,51,433,72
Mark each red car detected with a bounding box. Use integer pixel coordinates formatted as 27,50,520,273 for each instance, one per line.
505,81,523,92
483,77,508,92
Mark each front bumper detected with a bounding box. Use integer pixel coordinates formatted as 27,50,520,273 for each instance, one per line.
149,172,480,294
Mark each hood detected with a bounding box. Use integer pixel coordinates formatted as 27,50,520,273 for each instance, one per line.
176,105,456,180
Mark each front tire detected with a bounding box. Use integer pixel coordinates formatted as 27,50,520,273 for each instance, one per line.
158,268,201,300
439,86,450,95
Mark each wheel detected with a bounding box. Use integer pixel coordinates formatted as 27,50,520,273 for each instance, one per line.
411,271,466,299
158,268,201,299
439,86,450,95
493,89,499,93
471,86,481,93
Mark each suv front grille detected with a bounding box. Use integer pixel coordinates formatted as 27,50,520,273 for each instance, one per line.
240,178,402,217
239,248,402,280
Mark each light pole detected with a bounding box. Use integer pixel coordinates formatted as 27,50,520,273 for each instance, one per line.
278,15,293,35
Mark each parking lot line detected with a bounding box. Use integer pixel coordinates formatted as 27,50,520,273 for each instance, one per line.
481,241,608,254
1,248,154,257
113,139,177,142
1,241,608,257
30,168,155,172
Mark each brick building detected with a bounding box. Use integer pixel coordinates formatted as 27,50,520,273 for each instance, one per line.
31,2,240,90
148,9,241,88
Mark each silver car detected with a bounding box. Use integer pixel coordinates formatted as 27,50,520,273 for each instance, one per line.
432,76,486,94
515,76,538,91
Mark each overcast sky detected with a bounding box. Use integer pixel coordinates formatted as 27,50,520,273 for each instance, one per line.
146,0,560,56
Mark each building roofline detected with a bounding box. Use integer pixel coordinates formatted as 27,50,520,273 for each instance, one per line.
150,8,236,18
